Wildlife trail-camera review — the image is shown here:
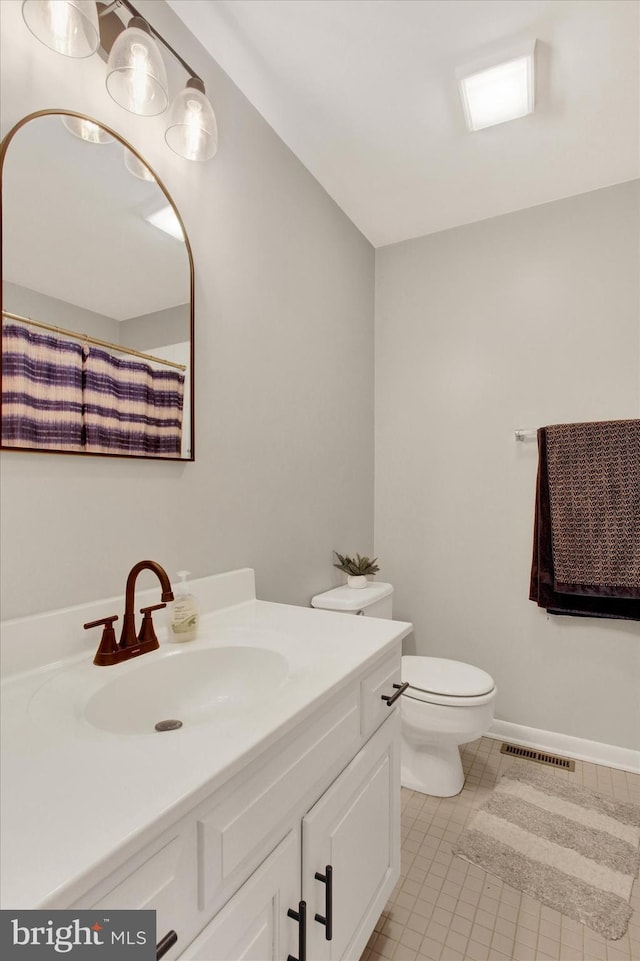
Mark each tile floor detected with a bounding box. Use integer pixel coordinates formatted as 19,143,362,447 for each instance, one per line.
360,737,640,961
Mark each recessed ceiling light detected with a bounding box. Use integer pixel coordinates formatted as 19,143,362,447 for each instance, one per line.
458,41,536,132
144,204,184,242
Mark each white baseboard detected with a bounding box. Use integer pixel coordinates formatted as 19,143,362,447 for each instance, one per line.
486,719,640,775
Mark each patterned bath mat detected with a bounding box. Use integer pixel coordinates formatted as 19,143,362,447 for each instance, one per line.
453,764,640,940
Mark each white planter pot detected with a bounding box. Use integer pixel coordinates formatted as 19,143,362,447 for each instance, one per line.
347,575,368,589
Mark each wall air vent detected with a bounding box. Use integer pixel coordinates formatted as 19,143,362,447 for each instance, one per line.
500,742,575,771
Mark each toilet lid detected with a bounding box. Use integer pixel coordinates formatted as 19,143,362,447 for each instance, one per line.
402,656,494,697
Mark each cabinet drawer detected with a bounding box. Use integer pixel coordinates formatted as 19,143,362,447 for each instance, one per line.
360,647,401,738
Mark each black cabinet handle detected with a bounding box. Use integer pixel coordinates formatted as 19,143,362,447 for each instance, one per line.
314,864,333,941
287,899,307,961
381,681,409,706
156,930,178,960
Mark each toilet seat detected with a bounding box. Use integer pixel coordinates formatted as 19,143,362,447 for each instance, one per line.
402,656,496,708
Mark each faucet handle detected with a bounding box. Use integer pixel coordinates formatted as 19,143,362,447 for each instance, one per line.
138,603,166,645
84,615,119,630
84,615,119,666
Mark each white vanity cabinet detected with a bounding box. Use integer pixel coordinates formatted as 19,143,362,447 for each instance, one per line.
181,710,399,961
2,570,413,961
71,648,402,961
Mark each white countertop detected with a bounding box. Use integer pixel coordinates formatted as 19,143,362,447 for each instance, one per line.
1,573,411,909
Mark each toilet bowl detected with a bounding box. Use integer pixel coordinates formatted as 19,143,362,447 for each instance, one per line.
401,655,496,797
309,584,495,798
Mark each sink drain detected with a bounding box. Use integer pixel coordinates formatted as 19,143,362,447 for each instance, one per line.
155,719,183,732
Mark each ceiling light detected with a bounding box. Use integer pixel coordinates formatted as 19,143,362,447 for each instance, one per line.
145,204,184,242
458,41,536,132
22,0,100,58
106,16,168,117
165,78,219,162
62,114,114,143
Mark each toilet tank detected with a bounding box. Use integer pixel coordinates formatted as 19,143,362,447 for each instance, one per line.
311,582,393,618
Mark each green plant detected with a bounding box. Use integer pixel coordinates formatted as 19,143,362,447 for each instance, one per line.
333,551,380,576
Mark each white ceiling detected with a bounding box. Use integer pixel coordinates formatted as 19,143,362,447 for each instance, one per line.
168,0,640,247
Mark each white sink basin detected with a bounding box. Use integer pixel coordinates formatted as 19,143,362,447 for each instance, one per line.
85,646,289,735
30,645,290,736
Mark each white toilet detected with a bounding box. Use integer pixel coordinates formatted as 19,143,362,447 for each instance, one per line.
401,655,496,797
311,582,496,798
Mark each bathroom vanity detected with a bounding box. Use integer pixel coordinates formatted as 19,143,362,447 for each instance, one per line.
0,569,412,961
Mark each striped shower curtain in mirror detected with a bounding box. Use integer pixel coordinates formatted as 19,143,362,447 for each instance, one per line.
1,322,84,450
82,346,185,457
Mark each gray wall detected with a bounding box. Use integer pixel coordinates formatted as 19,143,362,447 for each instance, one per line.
0,0,375,618
375,181,640,749
120,304,190,352
3,282,119,342
2,0,637,753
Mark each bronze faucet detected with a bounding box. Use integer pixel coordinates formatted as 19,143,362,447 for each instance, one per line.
84,560,174,666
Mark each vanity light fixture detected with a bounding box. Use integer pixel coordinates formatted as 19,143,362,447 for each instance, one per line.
21,0,219,162
61,114,114,143
144,203,185,242
124,146,156,182
165,77,218,163
458,40,536,132
106,16,168,117
22,0,100,58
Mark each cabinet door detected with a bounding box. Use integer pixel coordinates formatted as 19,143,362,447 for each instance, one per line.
178,829,300,961
302,712,400,961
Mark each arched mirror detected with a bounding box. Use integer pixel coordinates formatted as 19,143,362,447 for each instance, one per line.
0,111,194,460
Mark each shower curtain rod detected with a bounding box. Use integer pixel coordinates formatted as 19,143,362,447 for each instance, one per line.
1,310,187,372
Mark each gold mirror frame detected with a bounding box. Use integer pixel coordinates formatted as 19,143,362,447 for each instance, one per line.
0,110,195,461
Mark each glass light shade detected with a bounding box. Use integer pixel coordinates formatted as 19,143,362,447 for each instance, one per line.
62,115,114,143
22,0,100,58
123,147,156,182
105,17,168,117
165,79,218,162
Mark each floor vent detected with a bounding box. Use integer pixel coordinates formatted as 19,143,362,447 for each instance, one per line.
500,742,575,771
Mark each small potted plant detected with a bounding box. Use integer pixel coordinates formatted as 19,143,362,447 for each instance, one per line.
333,551,380,589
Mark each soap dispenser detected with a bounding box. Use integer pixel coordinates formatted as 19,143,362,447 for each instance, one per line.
169,571,199,642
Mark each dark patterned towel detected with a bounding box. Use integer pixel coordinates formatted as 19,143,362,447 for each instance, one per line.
530,419,640,621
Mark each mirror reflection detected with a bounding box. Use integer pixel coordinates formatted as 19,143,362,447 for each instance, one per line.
1,111,194,460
